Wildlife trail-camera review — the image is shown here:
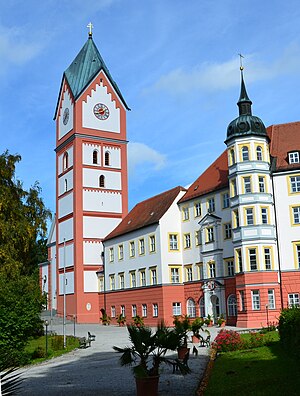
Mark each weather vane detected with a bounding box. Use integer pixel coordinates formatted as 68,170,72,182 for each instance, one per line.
238,53,244,71
87,22,93,37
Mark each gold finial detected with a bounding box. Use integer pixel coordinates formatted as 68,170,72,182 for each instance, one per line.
238,53,244,71
87,22,93,37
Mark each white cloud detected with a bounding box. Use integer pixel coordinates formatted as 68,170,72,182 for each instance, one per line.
128,142,166,174
151,42,300,94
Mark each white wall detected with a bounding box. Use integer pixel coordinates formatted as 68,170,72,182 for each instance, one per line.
58,192,73,218
59,271,74,295
84,271,99,292
103,145,121,169
83,216,121,239
82,81,120,133
83,168,121,190
83,143,101,166
58,146,73,175
58,242,74,268
58,218,73,243
84,241,103,265
83,190,122,213
58,88,74,140
58,170,73,196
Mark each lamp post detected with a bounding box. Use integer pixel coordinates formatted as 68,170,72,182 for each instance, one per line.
265,304,269,328
73,315,76,337
44,320,49,356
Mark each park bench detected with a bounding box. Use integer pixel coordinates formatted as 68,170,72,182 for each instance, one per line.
199,334,211,347
79,332,96,348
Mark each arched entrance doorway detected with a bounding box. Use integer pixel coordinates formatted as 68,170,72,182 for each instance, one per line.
211,295,220,322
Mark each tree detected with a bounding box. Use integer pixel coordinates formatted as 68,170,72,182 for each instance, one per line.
0,151,51,362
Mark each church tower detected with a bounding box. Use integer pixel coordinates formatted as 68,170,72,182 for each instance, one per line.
54,27,129,323
225,68,279,327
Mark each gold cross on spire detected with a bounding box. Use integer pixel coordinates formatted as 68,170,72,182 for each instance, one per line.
238,53,244,71
87,22,93,37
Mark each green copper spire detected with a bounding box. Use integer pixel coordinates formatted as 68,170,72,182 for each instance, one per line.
237,69,252,116
63,35,129,109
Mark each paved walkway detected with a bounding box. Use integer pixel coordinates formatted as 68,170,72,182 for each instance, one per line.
20,317,222,395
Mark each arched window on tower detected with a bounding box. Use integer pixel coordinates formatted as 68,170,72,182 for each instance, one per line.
199,297,205,318
227,294,237,316
63,152,69,170
230,149,235,165
99,175,105,188
104,151,110,166
242,146,249,161
256,146,263,161
93,150,98,164
64,179,68,192
187,298,196,318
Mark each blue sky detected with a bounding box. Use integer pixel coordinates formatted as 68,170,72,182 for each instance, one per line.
2,0,300,223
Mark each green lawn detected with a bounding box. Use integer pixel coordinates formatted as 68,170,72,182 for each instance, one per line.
23,335,79,365
205,332,300,396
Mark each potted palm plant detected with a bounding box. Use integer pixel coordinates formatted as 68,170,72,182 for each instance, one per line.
117,313,126,326
132,315,144,328
190,317,204,343
204,314,213,327
100,308,111,325
113,322,190,396
173,315,190,359
217,314,226,327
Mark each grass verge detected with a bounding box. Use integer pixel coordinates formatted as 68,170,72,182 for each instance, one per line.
205,332,300,396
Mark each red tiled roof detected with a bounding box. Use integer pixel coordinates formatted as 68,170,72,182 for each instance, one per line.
178,150,229,204
104,186,186,241
267,121,300,172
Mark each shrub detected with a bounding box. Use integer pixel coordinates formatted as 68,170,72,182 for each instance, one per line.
31,346,46,359
51,335,64,351
278,307,300,354
212,330,243,352
245,332,266,348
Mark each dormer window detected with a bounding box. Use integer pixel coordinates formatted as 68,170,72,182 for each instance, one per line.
289,152,300,164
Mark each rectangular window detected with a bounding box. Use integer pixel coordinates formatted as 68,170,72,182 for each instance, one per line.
169,234,178,250
109,248,114,262
118,244,124,260
239,291,245,311
198,263,204,280
208,197,215,212
246,208,254,225
140,270,146,286
289,152,300,164
172,302,181,316
142,304,147,317
224,223,232,239
110,275,115,290
119,273,125,289
290,176,300,193
195,230,201,246
244,177,252,193
151,268,157,285
209,262,216,278
293,207,300,224
99,277,104,292
149,235,156,252
261,207,268,224
129,241,135,257
184,233,191,248
186,266,193,282
171,267,180,283
130,272,136,288
227,260,235,276
297,245,300,268
268,289,275,309
132,304,137,317
139,239,145,255
288,293,300,307
259,176,266,193
249,248,257,271
264,248,272,270
237,249,243,272
251,290,260,310
207,227,214,242
223,192,230,208
233,209,239,228
195,202,201,217
231,179,237,197
121,305,125,316
153,303,158,317
182,207,189,221
111,306,116,318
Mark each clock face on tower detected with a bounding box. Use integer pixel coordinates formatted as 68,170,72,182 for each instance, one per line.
93,103,110,120
63,108,69,125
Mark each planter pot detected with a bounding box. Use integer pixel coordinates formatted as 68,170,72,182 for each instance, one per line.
192,335,200,343
219,322,225,327
207,321,213,327
135,376,159,396
177,346,190,360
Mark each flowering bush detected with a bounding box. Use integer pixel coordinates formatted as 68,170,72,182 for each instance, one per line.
212,330,243,352
246,332,265,348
